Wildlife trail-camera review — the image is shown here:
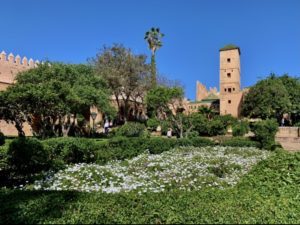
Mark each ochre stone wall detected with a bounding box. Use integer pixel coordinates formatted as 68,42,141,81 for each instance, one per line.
219,48,243,117
276,127,299,138
0,51,38,136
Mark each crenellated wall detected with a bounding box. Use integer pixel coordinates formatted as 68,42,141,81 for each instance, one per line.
0,50,40,136
0,50,39,89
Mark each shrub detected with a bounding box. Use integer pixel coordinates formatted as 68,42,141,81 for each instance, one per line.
116,122,146,137
217,114,238,127
146,118,160,131
251,119,279,150
191,114,209,136
43,138,99,164
0,131,5,146
184,131,199,138
232,121,249,137
207,118,227,136
221,137,260,148
189,137,215,147
7,138,50,174
145,138,177,154
161,120,171,135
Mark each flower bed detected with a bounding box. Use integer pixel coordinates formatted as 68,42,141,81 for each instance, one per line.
32,146,271,193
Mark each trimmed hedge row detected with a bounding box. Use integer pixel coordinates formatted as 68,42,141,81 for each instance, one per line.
5,136,262,175
1,150,299,224
43,136,215,164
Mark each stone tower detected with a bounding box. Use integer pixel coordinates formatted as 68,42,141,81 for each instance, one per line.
219,45,243,117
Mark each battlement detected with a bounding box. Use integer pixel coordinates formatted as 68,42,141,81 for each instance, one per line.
0,50,39,67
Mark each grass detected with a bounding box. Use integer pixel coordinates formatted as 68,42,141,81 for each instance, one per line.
0,149,299,224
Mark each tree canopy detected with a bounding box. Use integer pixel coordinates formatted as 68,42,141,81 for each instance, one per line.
144,27,164,88
0,63,113,137
92,44,151,122
241,74,300,120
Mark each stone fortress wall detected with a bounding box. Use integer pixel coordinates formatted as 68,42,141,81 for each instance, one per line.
0,50,40,136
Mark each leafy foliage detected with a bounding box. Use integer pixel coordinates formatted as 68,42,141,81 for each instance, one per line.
1,150,299,224
0,63,113,137
242,74,297,119
220,137,260,148
144,27,164,87
7,138,50,174
146,118,160,131
251,119,279,150
116,122,147,137
232,121,249,137
92,44,150,122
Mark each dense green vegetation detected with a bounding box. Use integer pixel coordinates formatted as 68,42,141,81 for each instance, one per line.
0,63,114,137
1,150,299,224
242,74,300,123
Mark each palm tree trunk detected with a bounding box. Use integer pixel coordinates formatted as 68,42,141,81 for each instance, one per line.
151,53,156,88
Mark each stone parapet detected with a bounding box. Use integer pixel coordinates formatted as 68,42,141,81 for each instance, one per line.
276,127,299,138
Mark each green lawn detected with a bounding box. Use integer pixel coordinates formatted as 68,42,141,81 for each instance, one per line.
1,149,299,224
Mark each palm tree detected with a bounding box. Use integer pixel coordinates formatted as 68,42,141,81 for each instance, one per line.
144,27,164,88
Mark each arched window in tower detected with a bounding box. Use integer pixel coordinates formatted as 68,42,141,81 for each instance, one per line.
227,73,231,78
228,88,232,93
227,58,231,63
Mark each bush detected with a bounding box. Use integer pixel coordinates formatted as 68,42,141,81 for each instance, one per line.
189,137,215,147
146,118,160,131
207,118,227,136
116,122,146,137
40,135,216,168
221,137,260,148
145,138,177,154
161,120,171,135
216,114,238,127
184,131,199,138
251,119,279,150
7,138,50,174
232,121,249,137
43,138,100,165
0,131,5,146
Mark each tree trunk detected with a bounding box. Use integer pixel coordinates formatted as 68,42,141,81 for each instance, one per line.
151,53,156,88
15,121,25,137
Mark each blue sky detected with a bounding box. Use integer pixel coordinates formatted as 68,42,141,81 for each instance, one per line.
1,0,299,100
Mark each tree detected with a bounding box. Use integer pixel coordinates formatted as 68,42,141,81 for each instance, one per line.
0,63,113,137
277,74,300,124
146,86,193,138
0,92,26,137
144,27,164,88
197,106,218,120
242,74,291,120
92,44,151,122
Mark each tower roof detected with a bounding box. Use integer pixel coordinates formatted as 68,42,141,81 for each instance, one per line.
219,44,241,55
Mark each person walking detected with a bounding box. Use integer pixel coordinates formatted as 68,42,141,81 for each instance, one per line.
167,128,172,138
104,120,109,134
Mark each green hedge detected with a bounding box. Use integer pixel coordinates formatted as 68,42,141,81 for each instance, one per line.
251,119,279,150
42,137,215,166
5,135,261,176
7,138,51,174
0,150,299,224
220,137,260,148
